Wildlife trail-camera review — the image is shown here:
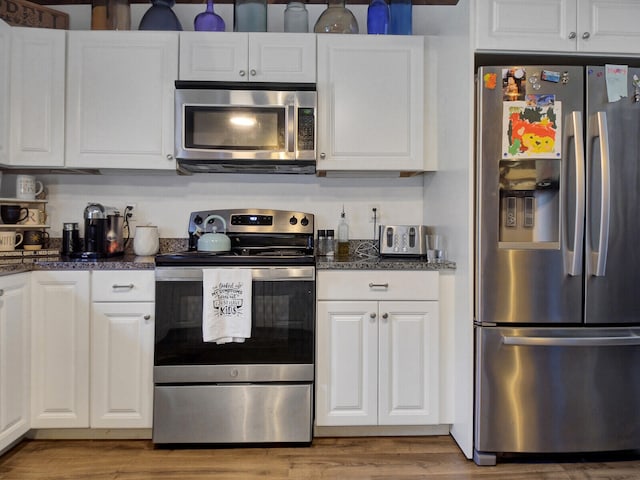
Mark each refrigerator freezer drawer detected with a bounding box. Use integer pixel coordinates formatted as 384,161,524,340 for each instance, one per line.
475,326,640,456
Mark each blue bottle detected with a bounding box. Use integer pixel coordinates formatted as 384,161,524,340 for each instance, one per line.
367,0,389,34
389,0,411,35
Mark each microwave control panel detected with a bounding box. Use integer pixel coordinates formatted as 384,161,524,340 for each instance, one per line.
297,108,315,151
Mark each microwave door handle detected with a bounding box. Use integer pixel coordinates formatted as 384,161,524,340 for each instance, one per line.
287,105,295,154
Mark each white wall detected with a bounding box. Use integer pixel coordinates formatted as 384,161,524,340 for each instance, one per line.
2,172,424,239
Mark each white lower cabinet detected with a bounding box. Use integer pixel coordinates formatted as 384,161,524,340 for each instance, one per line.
30,271,90,428
316,271,439,427
90,271,154,429
0,273,30,452
30,269,154,430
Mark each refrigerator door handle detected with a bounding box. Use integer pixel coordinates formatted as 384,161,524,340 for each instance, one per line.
566,111,585,276
588,111,611,277
503,335,640,347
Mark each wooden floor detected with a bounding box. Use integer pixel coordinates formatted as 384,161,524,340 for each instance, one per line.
1,436,640,480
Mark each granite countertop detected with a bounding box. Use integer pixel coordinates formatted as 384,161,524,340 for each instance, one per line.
0,254,155,276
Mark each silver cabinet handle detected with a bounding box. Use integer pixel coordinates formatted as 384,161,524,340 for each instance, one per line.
239,70,246,77
369,312,376,319
250,69,257,76
320,152,326,159
112,283,134,290
369,282,389,289
382,313,389,320
582,32,590,40
166,154,173,161
568,31,577,39
144,314,151,321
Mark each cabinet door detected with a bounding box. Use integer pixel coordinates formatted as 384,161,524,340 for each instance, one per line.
9,27,65,167
316,300,378,426
378,301,439,425
0,273,30,452
66,31,178,170
475,0,577,52
577,0,640,53
316,35,424,172
91,302,154,428
31,271,90,428
248,33,316,83
0,22,10,166
179,32,248,82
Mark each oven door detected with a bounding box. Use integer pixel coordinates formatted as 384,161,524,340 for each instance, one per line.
154,266,315,383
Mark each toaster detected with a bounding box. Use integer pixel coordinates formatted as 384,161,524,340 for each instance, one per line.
378,225,429,257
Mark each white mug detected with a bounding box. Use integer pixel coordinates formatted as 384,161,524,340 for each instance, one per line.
19,208,46,226
133,225,159,256
0,231,23,251
16,175,44,201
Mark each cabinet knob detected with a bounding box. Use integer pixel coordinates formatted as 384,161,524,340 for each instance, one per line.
369,312,377,319
382,313,389,320
112,283,134,290
582,31,590,39
144,314,151,321
568,31,577,39
239,70,246,77
250,69,257,76
320,152,326,159
166,154,174,161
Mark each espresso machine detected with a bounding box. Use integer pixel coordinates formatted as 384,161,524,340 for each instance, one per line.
72,203,125,259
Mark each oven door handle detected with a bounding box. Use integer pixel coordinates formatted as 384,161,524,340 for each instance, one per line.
155,266,315,282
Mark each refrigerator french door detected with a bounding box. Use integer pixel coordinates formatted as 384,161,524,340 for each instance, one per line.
475,65,640,465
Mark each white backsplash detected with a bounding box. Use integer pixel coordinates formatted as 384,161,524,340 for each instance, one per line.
3,172,425,240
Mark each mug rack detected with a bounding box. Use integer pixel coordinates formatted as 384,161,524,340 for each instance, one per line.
0,198,56,259
0,198,50,230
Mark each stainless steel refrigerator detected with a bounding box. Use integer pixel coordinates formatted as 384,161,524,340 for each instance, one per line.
475,65,640,466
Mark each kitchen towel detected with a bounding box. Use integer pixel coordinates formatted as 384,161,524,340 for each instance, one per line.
202,268,252,344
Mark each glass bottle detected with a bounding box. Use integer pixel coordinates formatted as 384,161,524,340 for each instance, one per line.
194,0,225,31
314,0,358,34
138,0,183,31
91,0,108,29
367,0,389,34
234,0,267,32
106,0,131,30
284,1,309,33
389,0,411,35
337,207,349,260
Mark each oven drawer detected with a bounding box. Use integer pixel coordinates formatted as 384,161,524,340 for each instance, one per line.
152,383,313,444
317,270,438,301
92,270,155,302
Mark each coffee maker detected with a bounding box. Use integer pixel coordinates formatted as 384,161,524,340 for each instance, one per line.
74,203,125,259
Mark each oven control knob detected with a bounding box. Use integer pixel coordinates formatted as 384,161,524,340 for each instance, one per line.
289,216,298,225
194,215,203,226
301,216,309,226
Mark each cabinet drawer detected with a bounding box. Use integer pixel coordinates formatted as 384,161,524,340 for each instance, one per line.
317,270,438,301
91,270,154,302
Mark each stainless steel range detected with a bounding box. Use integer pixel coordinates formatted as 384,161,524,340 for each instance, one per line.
153,209,315,445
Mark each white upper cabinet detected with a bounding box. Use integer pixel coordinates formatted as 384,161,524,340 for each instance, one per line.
476,0,640,54
65,31,178,170
316,35,424,173
6,26,65,167
179,32,316,83
0,21,10,166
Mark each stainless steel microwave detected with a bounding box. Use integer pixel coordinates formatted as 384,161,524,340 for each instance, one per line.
174,81,316,174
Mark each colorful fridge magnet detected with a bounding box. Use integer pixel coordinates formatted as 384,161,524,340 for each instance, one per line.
502,68,526,101
502,100,562,158
605,64,628,103
484,72,497,89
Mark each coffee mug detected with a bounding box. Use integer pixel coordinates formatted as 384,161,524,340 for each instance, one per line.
16,174,44,201
19,208,46,226
22,230,49,251
0,231,23,251
0,205,28,224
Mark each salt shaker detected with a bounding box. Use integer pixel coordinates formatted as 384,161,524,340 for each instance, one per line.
325,229,335,258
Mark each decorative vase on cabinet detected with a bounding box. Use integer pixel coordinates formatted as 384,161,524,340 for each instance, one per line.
284,1,308,33
234,0,267,32
138,0,183,31
367,0,389,34
314,0,358,34
389,0,411,35
194,0,225,31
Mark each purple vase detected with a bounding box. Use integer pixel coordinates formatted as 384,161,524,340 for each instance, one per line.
194,0,225,31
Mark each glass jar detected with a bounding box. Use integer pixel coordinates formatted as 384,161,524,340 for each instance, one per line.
284,1,309,33
367,0,389,34
389,0,411,35
138,0,183,31
106,0,131,30
314,0,358,34
194,0,225,31
234,0,267,32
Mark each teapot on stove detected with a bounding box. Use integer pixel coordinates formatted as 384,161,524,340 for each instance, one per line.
196,215,231,252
